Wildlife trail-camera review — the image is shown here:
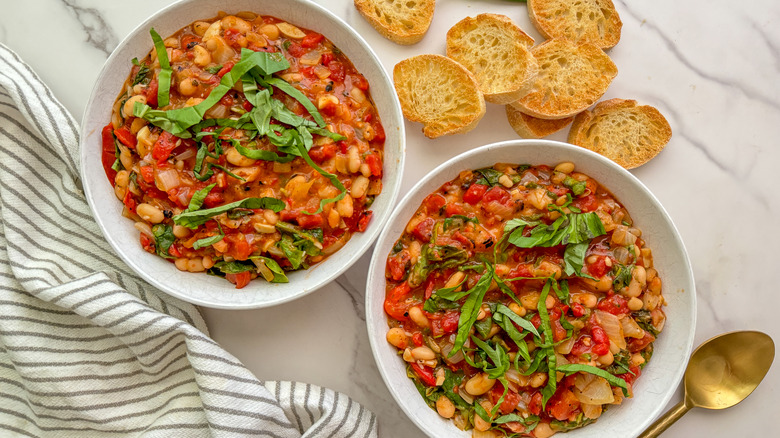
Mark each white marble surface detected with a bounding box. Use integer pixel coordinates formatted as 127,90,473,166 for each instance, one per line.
3,0,778,436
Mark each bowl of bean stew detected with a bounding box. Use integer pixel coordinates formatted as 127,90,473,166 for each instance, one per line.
366,139,695,437
80,0,404,308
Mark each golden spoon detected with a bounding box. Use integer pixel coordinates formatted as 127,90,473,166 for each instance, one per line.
639,330,775,437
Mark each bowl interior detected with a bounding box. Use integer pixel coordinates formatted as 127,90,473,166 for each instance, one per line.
80,0,404,309
366,140,695,437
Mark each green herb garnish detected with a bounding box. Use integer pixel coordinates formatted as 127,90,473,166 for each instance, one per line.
173,197,284,229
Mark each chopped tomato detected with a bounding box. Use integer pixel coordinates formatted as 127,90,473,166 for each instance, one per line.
570,302,586,317
219,93,235,107
140,233,153,252
587,256,610,278
101,124,117,182
386,251,410,281
483,186,510,205
114,127,137,149
143,79,158,107
286,42,305,57
384,282,412,321
627,331,656,353
488,382,521,415
168,244,182,258
412,217,435,242
597,294,629,316
463,183,488,205
309,143,337,164
365,153,382,177
422,193,446,214
412,332,424,346
351,74,369,91
223,28,243,49
242,100,254,112
180,34,201,50
229,234,253,260
301,32,324,48
217,61,236,78
122,190,137,214
328,61,345,82
320,52,334,65
570,336,592,356
573,193,598,212
297,212,324,229
444,203,464,217
547,388,580,421
410,363,437,387
226,271,251,289
202,190,224,208
139,166,154,184
151,131,177,164
528,392,543,416
356,210,372,232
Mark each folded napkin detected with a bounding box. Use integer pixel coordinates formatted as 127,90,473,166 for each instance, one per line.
0,44,376,437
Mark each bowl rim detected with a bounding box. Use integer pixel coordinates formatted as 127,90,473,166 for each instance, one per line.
365,138,696,437
79,0,405,309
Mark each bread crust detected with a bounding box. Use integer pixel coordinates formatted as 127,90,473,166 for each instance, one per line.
393,54,486,138
527,0,622,49
506,105,573,138
354,0,435,45
568,98,672,169
511,38,617,120
446,14,538,105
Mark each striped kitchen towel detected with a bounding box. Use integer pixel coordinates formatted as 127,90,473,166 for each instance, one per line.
0,44,376,437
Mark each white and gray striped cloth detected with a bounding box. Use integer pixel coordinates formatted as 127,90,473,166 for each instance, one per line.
0,44,376,437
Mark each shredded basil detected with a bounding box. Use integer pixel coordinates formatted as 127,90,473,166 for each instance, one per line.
252,256,289,283
151,224,175,259
192,221,224,250
450,264,494,355
563,176,587,196
185,183,216,212
149,29,172,107
173,197,284,229
557,363,629,396
475,167,504,187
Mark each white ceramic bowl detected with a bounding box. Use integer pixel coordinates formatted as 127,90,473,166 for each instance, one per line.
366,140,695,437
80,0,404,309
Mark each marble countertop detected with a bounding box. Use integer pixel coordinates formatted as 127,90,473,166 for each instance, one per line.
3,0,778,436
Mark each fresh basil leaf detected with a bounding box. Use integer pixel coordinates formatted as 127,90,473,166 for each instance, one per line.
149,29,172,107
151,224,175,259
235,141,296,163
495,304,540,337
606,350,633,376
563,176,587,196
409,244,469,288
633,309,660,336
192,221,224,250
186,183,216,213
494,312,532,364
266,76,326,127
205,65,223,74
278,234,305,269
475,167,503,187
290,134,346,215
557,363,630,396
451,264,494,355
443,214,478,231
275,221,323,248
252,256,289,283
564,241,596,279
173,197,284,229
131,60,151,86
474,317,493,338
211,260,256,274
227,209,254,220
422,296,461,313
537,280,558,407
509,212,605,249
612,263,634,290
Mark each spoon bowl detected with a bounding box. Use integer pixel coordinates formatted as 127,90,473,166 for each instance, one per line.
639,331,775,437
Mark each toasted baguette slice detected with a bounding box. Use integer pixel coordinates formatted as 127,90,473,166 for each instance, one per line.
506,105,573,138
511,38,617,120
354,0,435,45
527,0,622,49
394,54,486,138
568,99,672,169
446,14,538,105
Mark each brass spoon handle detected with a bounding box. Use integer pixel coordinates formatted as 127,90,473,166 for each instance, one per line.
637,400,692,438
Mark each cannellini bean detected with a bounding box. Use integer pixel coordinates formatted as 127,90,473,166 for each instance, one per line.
411,346,435,361
336,196,353,218
533,423,555,438
178,77,199,96
520,292,540,310
136,203,164,224
202,20,222,41
123,95,146,118
276,22,306,39
263,210,279,225
254,223,276,234
476,303,490,321
598,350,615,366
192,44,211,66
119,147,133,172
582,275,613,293
334,155,348,174
529,372,547,388
347,146,360,173
555,162,575,174
174,258,189,271
386,327,408,349
226,147,257,167
445,271,465,289
628,297,644,311
187,258,205,272
259,24,280,40
317,94,339,109
473,403,492,431
498,174,514,188
192,21,211,36
350,175,369,198
130,117,147,135
408,306,429,328
221,15,252,33
508,302,526,317
436,395,455,419
114,170,130,188
349,87,366,103
465,373,496,396
327,208,340,228
172,224,190,238
402,348,414,362
573,293,598,308
202,256,214,270
114,185,126,201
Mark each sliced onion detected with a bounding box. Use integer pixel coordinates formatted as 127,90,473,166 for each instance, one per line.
321,232,349,256
519,171,539,186
555,336,576,355
581,402,603,419
313,65,331,79
155,169,181,191
573,374,615,404
595,310,626,350
441,343,464,365
613,246,631,265
299,50,322,66
175,148,196,161
205,104,230,119
620,316,645,339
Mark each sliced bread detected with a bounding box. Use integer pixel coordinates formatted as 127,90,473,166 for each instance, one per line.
510,38,617,120
527,0,622,49
446,14,538,105
393,54,486,138
568,99,672,169
506,105,573,139
354,0,435,45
